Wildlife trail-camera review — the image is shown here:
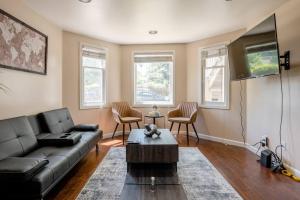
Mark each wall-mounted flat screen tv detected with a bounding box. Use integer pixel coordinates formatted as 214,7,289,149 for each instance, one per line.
228,14,280,80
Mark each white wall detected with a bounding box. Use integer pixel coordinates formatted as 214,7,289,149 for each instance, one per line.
0,0,62,119
246,0,300,170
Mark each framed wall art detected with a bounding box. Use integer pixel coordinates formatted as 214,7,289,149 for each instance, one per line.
0,9,48,75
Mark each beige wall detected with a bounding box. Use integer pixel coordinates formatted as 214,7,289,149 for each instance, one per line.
0,0,62,119
186,30,247,141
62,31,122,134
246,0,300,170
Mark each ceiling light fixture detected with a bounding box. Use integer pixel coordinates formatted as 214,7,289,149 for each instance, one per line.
78,0,92,3
148,30,158,35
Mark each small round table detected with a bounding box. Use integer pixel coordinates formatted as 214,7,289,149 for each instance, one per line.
144,115,166,128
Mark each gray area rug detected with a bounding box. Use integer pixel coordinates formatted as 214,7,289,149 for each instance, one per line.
77,147,242,200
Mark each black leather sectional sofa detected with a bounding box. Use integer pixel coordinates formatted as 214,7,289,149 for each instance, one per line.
0,108,102,199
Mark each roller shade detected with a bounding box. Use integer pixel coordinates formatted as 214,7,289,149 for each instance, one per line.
82,45,106,59
134,52,173,63
201,46,227,59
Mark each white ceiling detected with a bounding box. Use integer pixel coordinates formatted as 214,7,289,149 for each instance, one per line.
24,0,288,44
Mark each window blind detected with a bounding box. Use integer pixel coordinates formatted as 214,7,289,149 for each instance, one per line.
201,46,227,59
134,52,173,63
82,45,106,59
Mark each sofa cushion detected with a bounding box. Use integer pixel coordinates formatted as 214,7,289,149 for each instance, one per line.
0,116,38,160
27,114,49,135
0,157,49,182
42,108,75,134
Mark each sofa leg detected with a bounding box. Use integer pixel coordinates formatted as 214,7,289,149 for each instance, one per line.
136,122,140,129
186,124,189,145
177,123,181,135
192,123,199,141
96,143,99,152
112,123,119,139
170,122,174,131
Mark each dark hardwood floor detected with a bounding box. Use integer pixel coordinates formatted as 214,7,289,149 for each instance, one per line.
45,134,300,200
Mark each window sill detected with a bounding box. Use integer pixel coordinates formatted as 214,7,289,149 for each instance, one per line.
80,104,108,110
199,104,230,110
133,104,175,108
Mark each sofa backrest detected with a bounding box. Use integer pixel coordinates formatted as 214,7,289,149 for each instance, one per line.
42,108,75,134
27,114,49,135
0,116,38,160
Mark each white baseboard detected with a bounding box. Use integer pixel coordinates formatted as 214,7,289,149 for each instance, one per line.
103,129,300,176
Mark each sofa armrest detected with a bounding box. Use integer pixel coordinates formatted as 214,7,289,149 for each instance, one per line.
72,124,99,132
0,157,49,182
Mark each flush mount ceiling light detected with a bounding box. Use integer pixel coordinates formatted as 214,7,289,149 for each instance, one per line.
148,30,158,35
78,0,92,3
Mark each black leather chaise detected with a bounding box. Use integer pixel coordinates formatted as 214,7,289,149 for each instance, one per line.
0,108,102,199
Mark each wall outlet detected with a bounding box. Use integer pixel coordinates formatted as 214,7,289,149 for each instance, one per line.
261,135,269,147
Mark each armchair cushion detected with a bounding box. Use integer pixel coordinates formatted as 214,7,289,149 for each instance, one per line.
72,124,99,132
120,117,142,123
168,117,191,123
0,157,49,182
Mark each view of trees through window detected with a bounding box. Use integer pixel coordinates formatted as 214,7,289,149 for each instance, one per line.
135,61,173,105
82,53,105,107
204,56,225,103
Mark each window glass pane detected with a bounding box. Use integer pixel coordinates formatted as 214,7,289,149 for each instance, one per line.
205,55,225,68
135,61,173,105
83,68,104,106
82,56,105,68
204,67,224,103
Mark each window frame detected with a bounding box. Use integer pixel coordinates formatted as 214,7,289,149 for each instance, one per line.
79,43,107,110
132,50,176,108
199,44,230,110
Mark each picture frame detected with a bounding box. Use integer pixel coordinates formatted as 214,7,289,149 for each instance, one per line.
0,9,48,75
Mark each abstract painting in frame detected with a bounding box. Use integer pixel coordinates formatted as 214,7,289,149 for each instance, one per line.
0,9,47,75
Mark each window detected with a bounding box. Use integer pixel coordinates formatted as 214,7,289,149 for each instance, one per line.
134,52,174,106
200,45,229,109
80,44,106,109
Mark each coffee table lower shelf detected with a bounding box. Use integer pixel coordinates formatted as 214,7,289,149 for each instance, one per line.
120,172,187,200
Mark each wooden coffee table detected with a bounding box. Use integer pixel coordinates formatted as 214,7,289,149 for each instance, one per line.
126,129,178,171
121,129,187,200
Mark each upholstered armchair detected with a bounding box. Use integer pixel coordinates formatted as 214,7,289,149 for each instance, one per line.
112,102,142,144
167,102,199,144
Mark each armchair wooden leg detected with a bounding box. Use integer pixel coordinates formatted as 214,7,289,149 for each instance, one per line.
129,123,132,131
192,123,199,141
112,123,119,139
136,122,140,129
186,124,189,145
177,123,181,135
170,122,174,131
122,124,125,145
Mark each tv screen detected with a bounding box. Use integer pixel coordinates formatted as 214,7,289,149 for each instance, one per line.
228,15,280,80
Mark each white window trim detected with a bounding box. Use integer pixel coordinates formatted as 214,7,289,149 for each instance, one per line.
199,44,230,110
79,42,108,110
132,50,176,108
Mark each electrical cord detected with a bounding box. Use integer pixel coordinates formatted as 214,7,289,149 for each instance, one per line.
239,80,246,144
279,72,284,161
